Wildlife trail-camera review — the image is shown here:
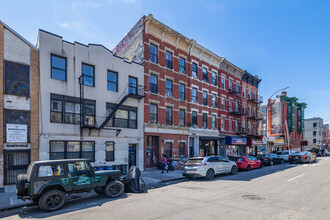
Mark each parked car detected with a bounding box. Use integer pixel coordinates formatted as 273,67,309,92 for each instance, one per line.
16,159,125,211
228,156,263,170
260,153,285,166
183,156,238,180
289,151,317,164
276,150,295,162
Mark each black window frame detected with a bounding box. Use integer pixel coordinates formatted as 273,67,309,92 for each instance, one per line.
128,76,138,95
107,70,118,92
106,103,137,129
51,54,67,81
179,109,185,127
166,79,173,96
150,74,158,94
212,94,217,107
179,57,186,73
192,63,198,78
203,68,208,82
49,141,95,162
82,63,95,87
165,51,173,69
202,113,208,129
165,106,173,125
202,91,208,106
105,141,115,161
150,103,158,124
212,72,217,85
150,44,158,64
192,88,198,102
179,84,185,100
192,111,198,126
212,115,216,129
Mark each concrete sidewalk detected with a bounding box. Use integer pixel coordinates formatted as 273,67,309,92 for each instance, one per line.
0,168,185,210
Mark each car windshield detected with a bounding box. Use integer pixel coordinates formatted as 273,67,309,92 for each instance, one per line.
276,152,282,155
186,159,203,164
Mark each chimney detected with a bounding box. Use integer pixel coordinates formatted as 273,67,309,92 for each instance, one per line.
282,91,287,96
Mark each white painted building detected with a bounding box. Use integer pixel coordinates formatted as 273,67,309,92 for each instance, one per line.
304,117,323,150
37,30,145,173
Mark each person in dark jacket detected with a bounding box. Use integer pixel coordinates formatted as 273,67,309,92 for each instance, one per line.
161,155,168,174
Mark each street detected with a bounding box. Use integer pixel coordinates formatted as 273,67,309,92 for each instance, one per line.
1,158,329,220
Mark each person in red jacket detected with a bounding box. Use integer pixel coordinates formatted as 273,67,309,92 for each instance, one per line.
161,155,168,174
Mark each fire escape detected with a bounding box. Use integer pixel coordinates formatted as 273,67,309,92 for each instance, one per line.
79,76,144,137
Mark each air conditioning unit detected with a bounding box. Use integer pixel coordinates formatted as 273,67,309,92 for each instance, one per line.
166,92,172,97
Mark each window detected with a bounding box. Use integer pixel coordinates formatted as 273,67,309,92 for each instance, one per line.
192,88,197,102
129,76,138,95
203,68,208,82
82,63,94,87
212,94,217,107
166,80,172,96
229,100,233,112
248,89,251,99
313,139,316,144
229,80,233,91
179,143,185,157
38,164,64,177
51,99,63,123
313,123,317,128
202,91,208,105
212,115,216,129
242,104,246,114
242,121,246,133
50,141,95,161
4,61,30,96
84,104,95,126
248,122,251,134
243,86,246,97
248,106,251,117
192,63,198,78
107,70,118,92
313,131,317,136
235,120,239,132
236,83,239,93
263,107,267,113
221,97,225,110
165,51,172,69
179,109,185,126
64,101,80,124
192,111,198,126
165,142,172,158
150,104,158,123
51,55,66,81
179,57,186,73
105,141,115,161
150,44,158,63
212,72,217,85
202,113,208,129
68,161,91,173
253,91,256,100
229,118,232,131
221,117,225,131
179,84,185,100
221,77,225,89
166,107,172,125
106,105,137,129
236,101,239,112
150,75,158,93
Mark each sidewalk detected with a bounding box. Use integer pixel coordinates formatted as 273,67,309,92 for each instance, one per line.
0,168,185,210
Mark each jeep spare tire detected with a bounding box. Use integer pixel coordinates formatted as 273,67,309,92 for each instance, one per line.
105,181,125,198
16,174,29,196
39,189,67,211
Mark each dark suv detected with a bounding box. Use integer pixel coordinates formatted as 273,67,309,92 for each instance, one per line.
16,159,124,211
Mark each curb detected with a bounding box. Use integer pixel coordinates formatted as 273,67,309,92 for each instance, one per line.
160,177,186,183
0,202,34,213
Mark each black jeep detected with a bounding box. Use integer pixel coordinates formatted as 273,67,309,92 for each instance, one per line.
16,159,124,211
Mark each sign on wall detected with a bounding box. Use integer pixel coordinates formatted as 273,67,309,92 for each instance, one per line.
6,124,27,143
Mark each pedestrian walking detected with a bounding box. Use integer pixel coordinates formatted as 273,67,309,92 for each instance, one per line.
161,155,168,174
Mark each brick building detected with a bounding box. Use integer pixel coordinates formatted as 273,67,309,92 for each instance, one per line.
260,91,307,152
114,14,262,168
0,20,39,186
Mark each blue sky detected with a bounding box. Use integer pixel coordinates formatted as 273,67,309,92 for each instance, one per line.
2,0,330,122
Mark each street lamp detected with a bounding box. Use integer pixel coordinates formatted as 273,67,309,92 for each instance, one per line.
266,86,289,153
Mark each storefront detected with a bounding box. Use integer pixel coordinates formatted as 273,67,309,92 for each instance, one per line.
273,137,285,152
226,136,247,156
247,139,263,156
199,137,219,157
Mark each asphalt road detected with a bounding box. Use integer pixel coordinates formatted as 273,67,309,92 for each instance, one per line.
1,157,330,220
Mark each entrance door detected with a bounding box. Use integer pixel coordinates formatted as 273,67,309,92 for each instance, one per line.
4,150,30,185
146,136,159,168
129,144,137,168
165,142,172,158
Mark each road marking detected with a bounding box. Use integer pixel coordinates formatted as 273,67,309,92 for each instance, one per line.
288,174,304,182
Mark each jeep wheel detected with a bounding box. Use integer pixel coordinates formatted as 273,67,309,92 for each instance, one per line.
39,190,66,211
104,181,125,198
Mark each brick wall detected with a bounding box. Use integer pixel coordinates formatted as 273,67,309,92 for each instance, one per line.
30,47,39,162
0,23,4,186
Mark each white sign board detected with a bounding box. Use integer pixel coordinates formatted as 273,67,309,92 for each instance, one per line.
6,124,27,143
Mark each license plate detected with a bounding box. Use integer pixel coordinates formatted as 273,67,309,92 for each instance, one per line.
295,157,298,159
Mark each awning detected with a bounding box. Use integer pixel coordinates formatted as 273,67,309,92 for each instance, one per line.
226,136,247,145
200,136,224,141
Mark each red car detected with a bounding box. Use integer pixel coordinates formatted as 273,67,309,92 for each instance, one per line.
228,156,263,170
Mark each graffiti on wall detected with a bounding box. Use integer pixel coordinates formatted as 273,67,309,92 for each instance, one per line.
113,16,145,64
